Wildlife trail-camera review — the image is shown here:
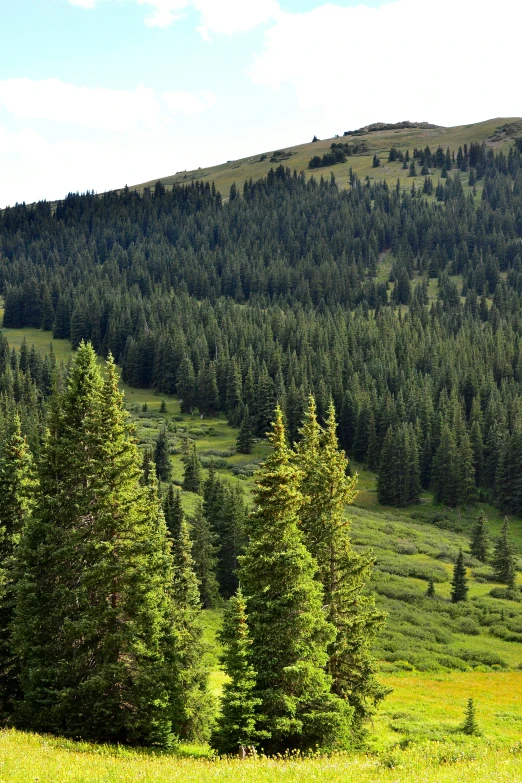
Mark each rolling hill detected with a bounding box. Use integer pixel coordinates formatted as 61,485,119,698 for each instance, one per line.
130,117,522,196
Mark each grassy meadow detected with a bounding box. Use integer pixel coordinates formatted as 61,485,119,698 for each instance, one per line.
1,321,522,781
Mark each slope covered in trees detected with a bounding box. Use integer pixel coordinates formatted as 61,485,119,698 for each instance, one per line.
2,139,522,511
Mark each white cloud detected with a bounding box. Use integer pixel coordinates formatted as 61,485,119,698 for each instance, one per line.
193,0,280,39
0,79,160,132
67,0,280,35
68,0,97,7
136,0,189,28
0,126,143,206
0,79,216,132
0,122,215,208
249,0,521,130
163,90,216,115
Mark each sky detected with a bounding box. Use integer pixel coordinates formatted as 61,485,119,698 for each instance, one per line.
0,0,520,207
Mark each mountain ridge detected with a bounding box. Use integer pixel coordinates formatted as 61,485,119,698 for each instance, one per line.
129,116,522,197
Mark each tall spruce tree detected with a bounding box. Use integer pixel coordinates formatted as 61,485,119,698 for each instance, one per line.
451,549,468,603
296,398,387,732
154,426,172,482
377,423,420,507
176,356,197,414
492,517,517,587
12,345,182,746
217,485,247,599
0,415,36,717
190,500,220,609
140,446,154,486
240,406,352,754
457,431,477,506
432,425,459,506
202,465,245,598
163,486,213,740
236,406,255,454
211,590,264,755
470,510,490,563
182,442,203,494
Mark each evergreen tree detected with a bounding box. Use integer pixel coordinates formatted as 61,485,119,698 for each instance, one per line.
198,362,220,417
451,549,468,603
177,356,197,414
211,590,264,755
0,416,36,717
202,465,245,598
240,406,352,754
461,698,481,736
13,346,181,746
163,486,213,740
182,442,203,494
190,501,220,609
426,579,435,598
377,428,395,505
154,426,172,482
296,398,387,731
140,446,154,486
217,485,247,599
470,418,484,488
470,510,490,563
365,414,379,471
457,431,477,506
252,365,276,438
225,360,243,427
236,406,255,454
377,424,420,506
432,425,459,506
492,517,517,587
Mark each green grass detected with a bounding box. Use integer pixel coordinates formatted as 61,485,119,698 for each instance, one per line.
1,725,522,782
375,671,522,747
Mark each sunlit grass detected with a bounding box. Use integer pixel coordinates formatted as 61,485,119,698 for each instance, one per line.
1,727,522,783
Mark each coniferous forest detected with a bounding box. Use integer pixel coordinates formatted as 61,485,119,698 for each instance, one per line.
0,136,522,758
3,144,522,512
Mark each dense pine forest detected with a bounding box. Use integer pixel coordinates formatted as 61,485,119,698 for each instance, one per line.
2,142,522,511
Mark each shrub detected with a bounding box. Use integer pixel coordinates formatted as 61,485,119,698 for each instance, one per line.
231,462,260,477
458,618,480,635
489,587,521,602
460,649,507,668
392,539,418,555
201,449,235,458
472,565,496,582
200,457,228,469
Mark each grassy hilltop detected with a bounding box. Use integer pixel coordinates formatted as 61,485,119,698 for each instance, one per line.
131,117,522,196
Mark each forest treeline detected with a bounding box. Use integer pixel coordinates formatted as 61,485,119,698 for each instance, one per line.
1,145,522,510
0,342,383,752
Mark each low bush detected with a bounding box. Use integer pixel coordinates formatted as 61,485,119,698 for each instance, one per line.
200,457,228,469
457,618,481,636
231,462,260,477
201,449,235,458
